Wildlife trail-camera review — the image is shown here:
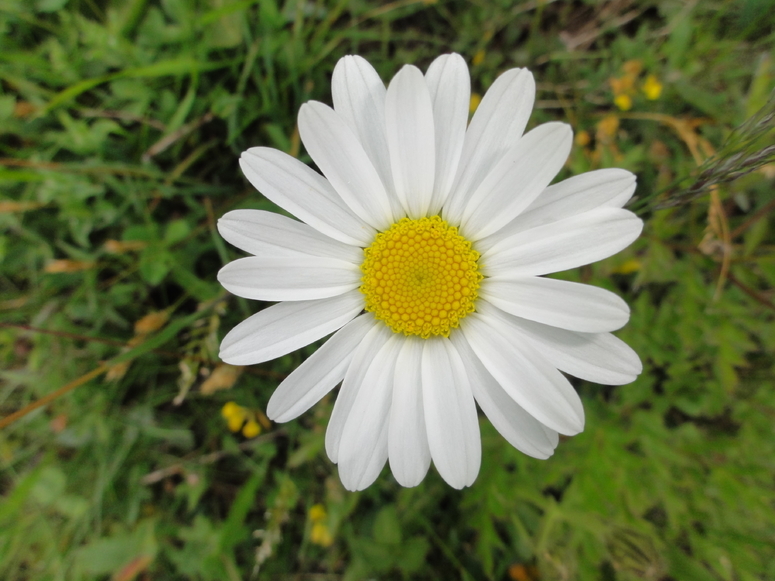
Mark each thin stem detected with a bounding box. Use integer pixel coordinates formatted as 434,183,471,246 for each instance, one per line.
0,365,109,430
730,198,775,240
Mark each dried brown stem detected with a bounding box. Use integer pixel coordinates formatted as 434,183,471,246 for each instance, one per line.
141,113,215,162
0,364,109,430
727,271,775,311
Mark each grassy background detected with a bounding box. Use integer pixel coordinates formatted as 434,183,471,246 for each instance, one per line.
1,0,774,579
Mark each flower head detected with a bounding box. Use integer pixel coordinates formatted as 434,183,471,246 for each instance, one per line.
217,54,643,491
642,74,663,100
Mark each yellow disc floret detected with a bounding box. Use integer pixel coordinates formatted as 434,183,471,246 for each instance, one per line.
360,216,482,338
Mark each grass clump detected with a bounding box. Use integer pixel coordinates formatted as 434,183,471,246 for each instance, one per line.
1,1,774,580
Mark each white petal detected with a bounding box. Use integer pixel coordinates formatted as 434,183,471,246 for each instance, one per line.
217,210,363,263
424,53,470,214
502,313,643,385
385,65,436,218
298,101,394,230
325,322,391,463
477,168,637,252
443,68,535,224
450,331,558,459
480,277,630,333
540,424,560,448
482,208,644,278
218,255,360,301
517,168,637,229
388,337,431,487
460,122,573,240
239,148,373,246
460,311,584,436
268,314,375,422
422,338,481,489
219,290,364,366
338,335,401,491
332,55,404,218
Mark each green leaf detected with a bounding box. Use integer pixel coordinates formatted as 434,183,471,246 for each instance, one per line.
373,506,401,545
73,519,157,576
0,467,44,525
164,219,191,245
742,215,769,256
397,537,430,576
171,263,218,302
0,95,14,120
35,0,69,12
43,58,237,112
219,462,269,554
673,80,728,120
0,168,46,183
139,247,173,286
30,466,66,505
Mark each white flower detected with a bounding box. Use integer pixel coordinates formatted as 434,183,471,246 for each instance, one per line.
217,54,643,491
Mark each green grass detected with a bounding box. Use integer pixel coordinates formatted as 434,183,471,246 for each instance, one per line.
1,0,774,579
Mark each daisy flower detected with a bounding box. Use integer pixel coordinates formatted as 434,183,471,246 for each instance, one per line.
217,54,643,491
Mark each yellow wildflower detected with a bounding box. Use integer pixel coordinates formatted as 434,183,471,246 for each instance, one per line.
642,75,663,100
311,522,334,547
469,93,481,115
242,420,261,438
614,94,633,111
221,401,241,419
222,401,248,432
308,504,334,546
309,504,327,522
226,414,245,432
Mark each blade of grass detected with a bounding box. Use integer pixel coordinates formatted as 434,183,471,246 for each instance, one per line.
0,307,210,430
42,58,240,113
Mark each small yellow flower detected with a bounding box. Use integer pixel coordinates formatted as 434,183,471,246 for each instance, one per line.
242,419,261,438
614,94,632,111
221,401,240,419
308,503,334,546
309,504,327,522
469,93,482,115
311,522,334,547
642,75,663,100
472,49,485,66
222,401,249,432
227,414,245,432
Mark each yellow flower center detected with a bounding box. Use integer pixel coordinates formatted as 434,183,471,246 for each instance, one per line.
360,216,482,338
